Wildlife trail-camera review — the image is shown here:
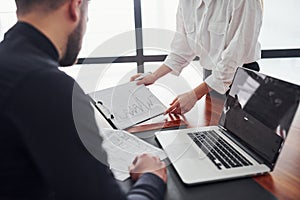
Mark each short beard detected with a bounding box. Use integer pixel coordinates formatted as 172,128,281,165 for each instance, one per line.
59,18,83,67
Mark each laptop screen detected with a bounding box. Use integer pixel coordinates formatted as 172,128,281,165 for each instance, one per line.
219,67,300,167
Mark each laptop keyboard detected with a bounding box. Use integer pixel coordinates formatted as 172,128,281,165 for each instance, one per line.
188,130,252,170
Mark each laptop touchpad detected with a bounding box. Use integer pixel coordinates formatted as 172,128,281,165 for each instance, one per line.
164,142,207,162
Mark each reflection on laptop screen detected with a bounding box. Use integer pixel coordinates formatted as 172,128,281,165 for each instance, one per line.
219,67,300,166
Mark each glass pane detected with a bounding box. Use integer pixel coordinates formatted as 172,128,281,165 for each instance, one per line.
258,58,300,85
80,0,136,58
0,2,17,42
0,1,136,57
258,0,300,49
141,0,178,31
141,0,179,55
141,0,300,54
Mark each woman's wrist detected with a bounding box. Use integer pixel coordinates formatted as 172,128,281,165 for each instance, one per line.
152,64,172,81
193,82,212,100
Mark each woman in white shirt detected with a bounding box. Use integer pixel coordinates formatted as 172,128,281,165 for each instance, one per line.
131,0,263,114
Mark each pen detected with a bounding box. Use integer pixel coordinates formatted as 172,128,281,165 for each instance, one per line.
134,72,152,81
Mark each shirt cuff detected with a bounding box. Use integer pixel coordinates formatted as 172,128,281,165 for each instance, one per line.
205,75,230,95
164,54,189,76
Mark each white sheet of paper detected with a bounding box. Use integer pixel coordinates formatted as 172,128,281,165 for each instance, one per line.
100,128,167,181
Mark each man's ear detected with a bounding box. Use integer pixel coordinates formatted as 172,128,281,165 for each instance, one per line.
68,0,83,22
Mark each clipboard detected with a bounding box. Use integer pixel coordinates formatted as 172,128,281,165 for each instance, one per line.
88,82,167,130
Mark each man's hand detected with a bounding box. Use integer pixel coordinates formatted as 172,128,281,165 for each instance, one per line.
129,153,167,183
165,90,198,114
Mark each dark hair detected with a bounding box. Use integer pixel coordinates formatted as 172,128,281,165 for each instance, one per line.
15,0,69,15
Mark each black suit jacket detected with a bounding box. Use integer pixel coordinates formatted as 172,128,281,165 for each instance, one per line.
0,22,165,200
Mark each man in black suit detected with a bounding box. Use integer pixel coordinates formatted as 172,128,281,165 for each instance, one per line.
0,0,167,199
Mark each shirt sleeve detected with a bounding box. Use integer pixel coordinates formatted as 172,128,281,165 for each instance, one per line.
7,69,165,200
205,0,263,94
164,3,196,76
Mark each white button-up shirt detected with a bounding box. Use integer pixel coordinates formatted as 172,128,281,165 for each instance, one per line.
164,0,263,94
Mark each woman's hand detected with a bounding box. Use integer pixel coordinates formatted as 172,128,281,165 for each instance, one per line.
165,91,198,114
165,82,211,114
130,73,157,86
130,64,173,86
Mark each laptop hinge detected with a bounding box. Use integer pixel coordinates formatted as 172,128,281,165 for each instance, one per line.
218,126,272,169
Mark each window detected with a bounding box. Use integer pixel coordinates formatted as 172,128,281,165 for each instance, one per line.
0,2,17,41
79,0,136,58
1,0,299,74
259,0,300,49
141,0,179,55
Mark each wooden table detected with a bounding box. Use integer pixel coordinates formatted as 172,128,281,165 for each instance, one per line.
191,94,300,200
95,92,300,200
